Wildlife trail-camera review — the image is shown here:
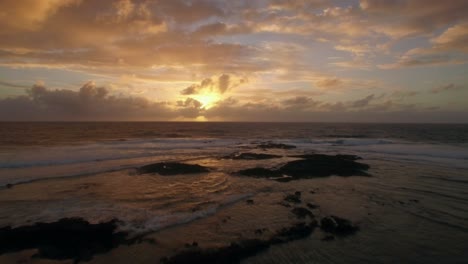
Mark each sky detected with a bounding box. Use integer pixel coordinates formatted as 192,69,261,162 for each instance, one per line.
0,0,467,122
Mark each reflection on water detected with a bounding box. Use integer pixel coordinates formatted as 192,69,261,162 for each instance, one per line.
0,123,467,263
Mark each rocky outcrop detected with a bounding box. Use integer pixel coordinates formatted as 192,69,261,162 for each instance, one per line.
237,154,369,181
320,215,359,236
161,222,317,264
0,218,133,262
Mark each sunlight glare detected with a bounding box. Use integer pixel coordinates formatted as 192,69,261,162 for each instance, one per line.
194,92,221,109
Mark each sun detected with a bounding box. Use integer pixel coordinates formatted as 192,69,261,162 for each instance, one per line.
193,92,221,109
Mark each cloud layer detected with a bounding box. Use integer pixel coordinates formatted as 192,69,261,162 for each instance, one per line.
0,0,467,122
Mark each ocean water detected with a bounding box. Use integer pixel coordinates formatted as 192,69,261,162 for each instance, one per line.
0,122,467,263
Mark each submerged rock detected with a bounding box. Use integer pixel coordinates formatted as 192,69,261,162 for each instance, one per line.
256,143,296,150
272,221,317,243
320,216,359,236
0,218,132,262
291,154,362,161
137,162,210,175
306,203,319,209
291,207,314,219
321,235,335,241
222,152,282,160
284,192,302,204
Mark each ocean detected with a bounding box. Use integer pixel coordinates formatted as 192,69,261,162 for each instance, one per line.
0,122,467,263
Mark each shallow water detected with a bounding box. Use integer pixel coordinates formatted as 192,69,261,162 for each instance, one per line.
0,122,467,263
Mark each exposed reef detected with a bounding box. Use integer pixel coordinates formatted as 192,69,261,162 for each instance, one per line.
320,215,359,236
256,142,297,150
161,222,317,264
237,154,370,180
138,162,210,175
0,218,137,263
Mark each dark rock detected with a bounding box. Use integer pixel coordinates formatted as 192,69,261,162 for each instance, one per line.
223,153,281,160
409,199,419,203
306,203,319,209
137,162,210,175
272,221,317,243
162,221,317,264
320,216,359,236
0,218,134,262
246,199,254,205
284,193,301,204
279,154,370,178
290,154,362,160
254,228,267,235
321,235,335,241
237,168,282,178
5,183,13,189
236,154,369,182
256,143,296,150
294,191,301,197
291,207,313,219
161,239,270,264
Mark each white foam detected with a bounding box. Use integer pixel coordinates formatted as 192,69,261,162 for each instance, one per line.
117,193,252,236
0,138,239,169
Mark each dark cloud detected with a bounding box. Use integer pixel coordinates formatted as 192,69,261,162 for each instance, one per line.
0,80,30,89
180,74,242,95
0,82,199,121
204,98,468,123
352,94,375,108
218,74,230,93
431,83,465,94
315,78,343,89
177,97,202,108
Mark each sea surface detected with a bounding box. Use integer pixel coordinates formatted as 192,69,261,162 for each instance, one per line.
0,122,468,263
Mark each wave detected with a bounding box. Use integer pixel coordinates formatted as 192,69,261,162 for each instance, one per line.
106,193,253,236
0,138,238,169
293,137,468,167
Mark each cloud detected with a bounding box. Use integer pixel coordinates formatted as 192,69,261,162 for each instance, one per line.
0,80,30,89
177,97,202,108
0,0,467,122
0,82,466,122
351,94,375,108
431,83,465,94
1,0,467,78
0,0,78,30
180,74,246,95
315,77,343,89
0,82,205,121
431,23,468,52
360,0,468,38
378,53,464,69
